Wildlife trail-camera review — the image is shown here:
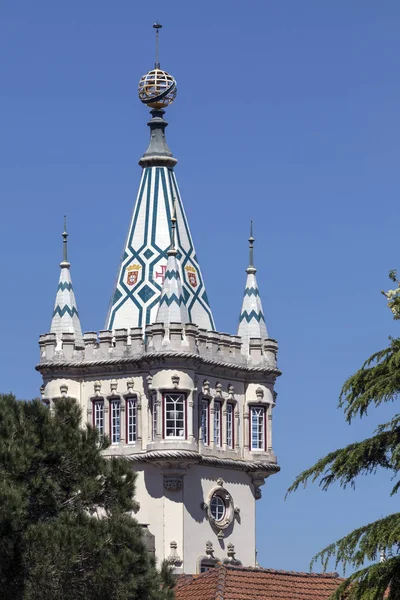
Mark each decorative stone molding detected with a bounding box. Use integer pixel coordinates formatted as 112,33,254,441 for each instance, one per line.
126,378,135,394
223,543,242,566
171,374,180,388
110,379,118,394
215,382,223,398
255,386,264,400
164,476,183,492
197,541,221,573
227,384,235,400
127,450,279,474
146,374,154,391
167,541,182,567
205,540,214,557
60,383,68,397
93,381,102,396
202,379,211,397
202,479,238,537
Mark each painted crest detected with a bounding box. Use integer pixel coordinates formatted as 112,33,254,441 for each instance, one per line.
126,264,141,287
185,265,198,288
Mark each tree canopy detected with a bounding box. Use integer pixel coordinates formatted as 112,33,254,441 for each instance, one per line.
287,271,400,599
0,394,173,600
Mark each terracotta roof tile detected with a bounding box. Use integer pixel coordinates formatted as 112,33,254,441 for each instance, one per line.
175,565,344,600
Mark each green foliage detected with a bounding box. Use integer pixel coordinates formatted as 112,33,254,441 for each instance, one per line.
0,395,173,600
287,273,400,599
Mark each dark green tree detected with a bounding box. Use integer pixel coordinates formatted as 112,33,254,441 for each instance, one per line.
287,271,400,599
0,394,174,600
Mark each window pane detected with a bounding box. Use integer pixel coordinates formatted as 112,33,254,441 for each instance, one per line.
214,402,221,447
152,394,157,441
226,403,233,449
164,393,185,439
251,407,265,451
94,401,104,436
127,398,137,444
201,400,209,445
110,400,121,444
210,495,225,521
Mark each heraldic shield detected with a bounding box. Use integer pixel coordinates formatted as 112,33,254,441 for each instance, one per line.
126,264,141,287
185,265,198,288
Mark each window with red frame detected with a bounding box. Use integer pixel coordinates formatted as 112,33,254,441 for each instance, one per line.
250,406,266,451
164,393,186,439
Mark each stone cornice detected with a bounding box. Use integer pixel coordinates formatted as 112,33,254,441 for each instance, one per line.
121,449,280,475
36,350,281,380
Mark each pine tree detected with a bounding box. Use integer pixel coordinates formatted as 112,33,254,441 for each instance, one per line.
287,271,400,599
0,394,173,600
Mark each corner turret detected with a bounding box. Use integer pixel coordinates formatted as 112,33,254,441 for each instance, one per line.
237,223,268,353
49,218,83,348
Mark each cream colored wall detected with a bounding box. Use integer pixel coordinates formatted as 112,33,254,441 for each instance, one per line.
133,464,256,573
183,465,256,571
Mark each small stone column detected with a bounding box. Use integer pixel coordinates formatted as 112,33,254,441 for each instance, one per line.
243,410,249,451
267,406,273,452
187,391,194,444
235,408,240,451
209,400,215,447
156,390,163,440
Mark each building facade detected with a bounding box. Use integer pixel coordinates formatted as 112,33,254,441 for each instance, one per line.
37,52,281,575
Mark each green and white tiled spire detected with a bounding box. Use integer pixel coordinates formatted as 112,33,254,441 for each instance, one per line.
237,223,268,350
155,206,189,326
50,218,83,347
105,78,215,332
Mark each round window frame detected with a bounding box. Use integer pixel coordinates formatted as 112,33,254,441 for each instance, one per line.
207,488,234,530
210,494,226,523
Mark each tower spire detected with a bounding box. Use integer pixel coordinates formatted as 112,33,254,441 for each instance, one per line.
237,222,268,352
61,215,69,266
105,29,215,332
50,218,83,348
154,22,162,69
155,203,189,327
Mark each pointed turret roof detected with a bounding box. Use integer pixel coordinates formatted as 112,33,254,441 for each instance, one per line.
155,205,189,326
105,55,215,332
50,218,83,347
237,223,268,350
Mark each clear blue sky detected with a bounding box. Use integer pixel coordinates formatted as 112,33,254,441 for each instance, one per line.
0,0,399,575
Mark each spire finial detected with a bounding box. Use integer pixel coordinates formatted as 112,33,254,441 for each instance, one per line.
61,215,70,268
168,200,178,255
248,220,255,271
153,22,162,69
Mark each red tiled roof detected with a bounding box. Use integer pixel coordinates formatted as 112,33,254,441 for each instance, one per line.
175,565,344,600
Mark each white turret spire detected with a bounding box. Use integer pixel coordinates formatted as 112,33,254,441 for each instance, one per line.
155,203,189,327
237,222,268,351
50,217,83,347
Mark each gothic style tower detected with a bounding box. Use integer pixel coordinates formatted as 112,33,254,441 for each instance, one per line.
37,27,280,574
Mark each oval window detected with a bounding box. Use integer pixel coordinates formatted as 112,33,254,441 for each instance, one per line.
210,494,226,522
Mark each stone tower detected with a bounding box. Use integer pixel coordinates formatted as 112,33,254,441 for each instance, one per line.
37,36,280,574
